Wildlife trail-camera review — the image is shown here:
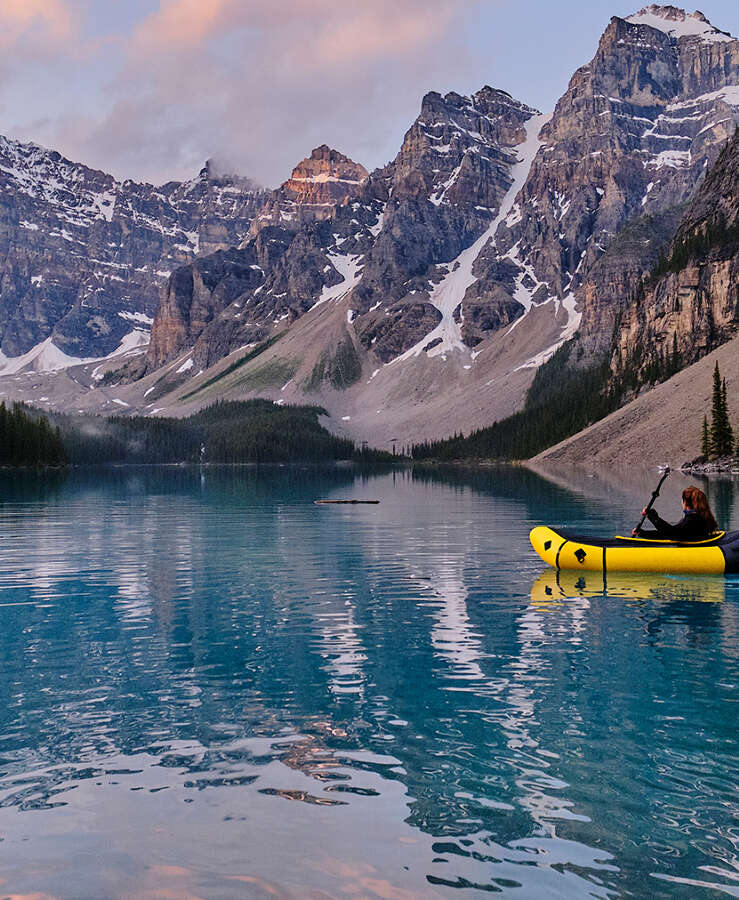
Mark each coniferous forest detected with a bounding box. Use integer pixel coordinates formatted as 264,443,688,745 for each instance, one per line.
412,341,620,461
53,400,363,465
0,399,389,467
0,402,67,466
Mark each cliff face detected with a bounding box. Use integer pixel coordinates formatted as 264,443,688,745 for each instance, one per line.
613,127,739,374
0,139,267,363
576,205,687,357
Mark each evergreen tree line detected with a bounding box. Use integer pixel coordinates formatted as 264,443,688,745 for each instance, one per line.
614,332,683,392
191,400,356,463
412,341,622,461
0,402,67,466
701,362,735,459
55,399,364,465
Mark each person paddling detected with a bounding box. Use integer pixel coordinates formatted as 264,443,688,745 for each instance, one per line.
632,486,718,540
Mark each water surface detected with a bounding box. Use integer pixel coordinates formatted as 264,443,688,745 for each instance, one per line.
0,465,737,899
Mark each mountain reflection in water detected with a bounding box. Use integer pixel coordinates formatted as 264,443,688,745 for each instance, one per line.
0,465,735,899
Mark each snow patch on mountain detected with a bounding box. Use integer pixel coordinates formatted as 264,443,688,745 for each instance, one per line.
626,6,734,43
0,338,95,375
118,311,154,326
651,149,692,168
514,293,581,370
313,252,363,307
391,111,552,364
368,206,386,237
0,329,149,376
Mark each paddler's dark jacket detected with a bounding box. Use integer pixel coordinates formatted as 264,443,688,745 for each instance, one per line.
636,508,712,541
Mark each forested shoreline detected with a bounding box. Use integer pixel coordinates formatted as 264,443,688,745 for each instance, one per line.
1,399,392,467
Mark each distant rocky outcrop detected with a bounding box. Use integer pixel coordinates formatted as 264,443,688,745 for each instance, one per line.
351,88,539,359
146,88,541,373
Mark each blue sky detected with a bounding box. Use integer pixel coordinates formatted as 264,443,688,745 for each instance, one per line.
0,0,736,188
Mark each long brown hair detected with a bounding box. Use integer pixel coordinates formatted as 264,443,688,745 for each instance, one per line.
682,486,718,532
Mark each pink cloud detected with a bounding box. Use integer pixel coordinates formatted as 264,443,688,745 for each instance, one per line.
311,6,457,65
0,0,76,47
0,0,489,189
132,0,467,67
132,0,231,50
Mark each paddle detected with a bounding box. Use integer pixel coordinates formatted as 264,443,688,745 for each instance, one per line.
634,467,670,534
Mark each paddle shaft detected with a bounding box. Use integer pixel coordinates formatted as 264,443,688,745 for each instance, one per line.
635,468,671,532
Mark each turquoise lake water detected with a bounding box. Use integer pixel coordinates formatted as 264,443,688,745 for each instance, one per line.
0,465,737,899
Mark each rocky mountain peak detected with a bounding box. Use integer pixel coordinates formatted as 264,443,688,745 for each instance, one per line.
248,146,368,235
639,5,708,23
287,145,368,193
392,87,538,205
472,86,532,115
476,1,737,363
419,90,459,116
306,144,352,163
0,132,269,362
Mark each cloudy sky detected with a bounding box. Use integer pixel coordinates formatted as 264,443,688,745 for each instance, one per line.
1,0,737,188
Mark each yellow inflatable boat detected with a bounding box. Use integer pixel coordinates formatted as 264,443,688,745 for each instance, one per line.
530,525,739,575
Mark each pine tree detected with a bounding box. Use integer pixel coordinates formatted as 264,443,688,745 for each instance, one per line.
710,363,723,456
701,415,711,459
710,363,733,457
723,378,733,454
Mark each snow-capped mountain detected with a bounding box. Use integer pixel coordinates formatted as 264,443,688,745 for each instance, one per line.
0,141,267,366
136,6,737,433
480,4,738,362
145,145,381,371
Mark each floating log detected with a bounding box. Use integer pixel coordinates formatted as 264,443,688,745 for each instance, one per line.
314,499,380,505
